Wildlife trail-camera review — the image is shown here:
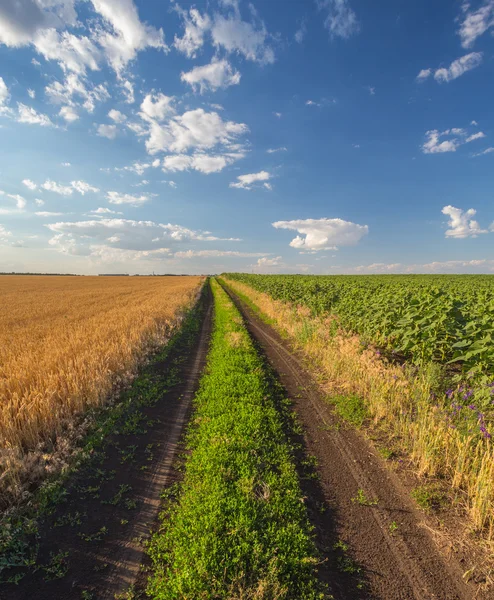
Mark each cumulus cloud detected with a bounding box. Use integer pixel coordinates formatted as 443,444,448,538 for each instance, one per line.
458,0,494,48
272,217,368,251
139,93,175,122
317,0,360,39
35,198,44,206
162,152,243,174
59,105,79,121
442,205,488,238
0,77,10,109
144,108,248,156
106,191,150,206
89,207,123,215
417,52,483,83
174,250,266,259
108,108,126,123
22,179,37,190
17,102,53,126
422,127,486,154
255,256,282,268
97,123,118,139
0,190,27,210
0,0,166,75
211,12,274,65
266,147,287,153
41,179,98,196
45,217,237,257
0,223,12,242
70,180,99,194
230,170,271,190
181,58,240,93
173,6,210,58
46,73,110,114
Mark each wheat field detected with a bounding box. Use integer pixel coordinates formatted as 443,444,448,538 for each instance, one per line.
0,275,203,505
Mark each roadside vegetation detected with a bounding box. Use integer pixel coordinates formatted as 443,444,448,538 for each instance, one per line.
0,275,203,510
147,279,327,599
221,274,494,541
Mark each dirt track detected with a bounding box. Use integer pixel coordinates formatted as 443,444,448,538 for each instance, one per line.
3,289,212,600
223,283,476,600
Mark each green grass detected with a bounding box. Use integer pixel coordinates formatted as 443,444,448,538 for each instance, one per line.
147,279,326,599
411,485,446,512
331,394,368,428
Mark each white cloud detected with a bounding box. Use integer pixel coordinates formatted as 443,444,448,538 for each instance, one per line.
22,179,37,190
17,102,53,126
211,11,275,65
89,207,123,215
70,180,99,194
162,152,243,174
87,0,168,73
46,217,234,257
36,211,64,217
273,112,282,118
106,191,150,206
422,127,486,154
317,0,360,39
108,108,126,123
144,108,248,155
230,170,271,190
46,74,110,114
33,28,101,74
416,68,432,82
466,131,486,143
121,79,134,104
256,256,282,267
1,190,27,210
140,93,175,122
97,123,118,139
368,86,375,95
0,77,9,108
27,88,35,99
42,179,73,196
458,0,494,48
174,250,266,259
59,105,79,122
266,147,287,153
35,198,44,206
472,147,494,157
173,7,211,58
442,205,488,238
272,217,368,251
181,58,241,93
295,19,307,43
306,99,321,107
418,52,483,83
0,224,12,242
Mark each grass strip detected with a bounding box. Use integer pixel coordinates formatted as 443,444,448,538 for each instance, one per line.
147,278,326,599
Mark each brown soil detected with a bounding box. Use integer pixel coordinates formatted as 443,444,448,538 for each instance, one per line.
2,289,213,600
223,283,479,600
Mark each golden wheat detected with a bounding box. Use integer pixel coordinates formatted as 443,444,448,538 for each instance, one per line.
0,275,203,504
222,276,494,542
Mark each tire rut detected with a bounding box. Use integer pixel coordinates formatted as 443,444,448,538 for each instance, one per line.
222,282,474,600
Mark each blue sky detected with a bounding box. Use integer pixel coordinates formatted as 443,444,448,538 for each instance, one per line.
1,0,494,274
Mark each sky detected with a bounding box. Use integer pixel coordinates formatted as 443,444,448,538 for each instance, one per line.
1,0,494,275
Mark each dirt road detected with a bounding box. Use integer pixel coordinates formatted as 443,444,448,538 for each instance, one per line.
223,282,475,600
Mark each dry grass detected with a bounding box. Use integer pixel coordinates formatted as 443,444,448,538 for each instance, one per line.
0,275,203,505
223,277,494,543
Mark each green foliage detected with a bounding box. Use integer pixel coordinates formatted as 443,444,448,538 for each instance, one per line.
331,394,368,427
147,279,326,599
224,274,494,380
411,485,446,512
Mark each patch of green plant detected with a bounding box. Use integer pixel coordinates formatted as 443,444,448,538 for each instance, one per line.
389,521,398,535
351,488,379,506
78,526,108,543
103,484,132,507
42,550,69,581
332,540,364,588
411,485,446,512
54,511,86,528
377,446,395,460
147,279,327,599
331,394,368,428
